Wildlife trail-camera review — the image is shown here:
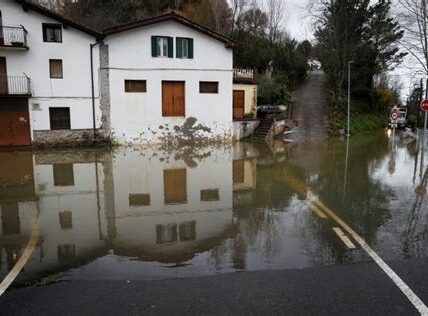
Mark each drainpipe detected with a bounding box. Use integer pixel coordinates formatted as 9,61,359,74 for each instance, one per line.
90,40,102,141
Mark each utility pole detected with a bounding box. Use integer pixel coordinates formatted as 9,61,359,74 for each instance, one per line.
347,61,354,137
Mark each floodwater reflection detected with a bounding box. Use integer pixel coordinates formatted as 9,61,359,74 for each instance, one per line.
0,132,428,284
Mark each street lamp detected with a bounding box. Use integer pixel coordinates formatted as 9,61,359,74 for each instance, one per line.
347,60,355,137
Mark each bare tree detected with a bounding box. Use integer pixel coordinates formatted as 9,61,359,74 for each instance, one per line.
398,0,428,75
229,0,247,33
266,0,287,44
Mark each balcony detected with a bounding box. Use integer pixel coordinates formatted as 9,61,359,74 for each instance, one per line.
0,26,28,49
0,75,32,96
233,68,256,84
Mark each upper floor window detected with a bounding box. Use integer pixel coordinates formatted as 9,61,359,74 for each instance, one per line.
50,59,63,79
151,36,173,58
43,23,62,43
176,38,193,59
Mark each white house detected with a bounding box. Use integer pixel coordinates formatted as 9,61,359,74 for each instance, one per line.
0,0,102,147
0,1,239,147
102,13,235,145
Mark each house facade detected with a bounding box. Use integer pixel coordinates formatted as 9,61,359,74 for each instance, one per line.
0,1,239,147
0,0,102,147
103,16,234,145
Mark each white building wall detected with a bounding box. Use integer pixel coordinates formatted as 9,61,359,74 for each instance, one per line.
105,21,233,144
0,2,101,134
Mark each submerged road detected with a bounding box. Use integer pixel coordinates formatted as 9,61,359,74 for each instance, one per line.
1,72,428,314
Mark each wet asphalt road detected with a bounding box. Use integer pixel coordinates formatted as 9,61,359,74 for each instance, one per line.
2,258,428,315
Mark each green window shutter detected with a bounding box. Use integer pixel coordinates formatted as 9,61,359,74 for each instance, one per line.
151,36,157,57
167,37,173,58
176,38,183,58
188,38,194,59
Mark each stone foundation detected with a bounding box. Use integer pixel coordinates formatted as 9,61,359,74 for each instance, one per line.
32,129,110,148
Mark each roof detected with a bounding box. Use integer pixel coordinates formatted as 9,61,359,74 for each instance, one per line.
16,0,103,38
15,2,237,48
103,12,237,48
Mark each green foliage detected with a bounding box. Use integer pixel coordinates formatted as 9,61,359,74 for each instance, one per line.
315,0,405,100
258,77,291,105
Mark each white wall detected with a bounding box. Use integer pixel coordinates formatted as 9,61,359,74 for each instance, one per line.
105,20,234,144
0,2,101,133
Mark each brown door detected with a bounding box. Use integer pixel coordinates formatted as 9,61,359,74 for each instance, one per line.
162,81,185,117
0,57,8,94
233,90,244,119
0,97,31,146
163,168,187,204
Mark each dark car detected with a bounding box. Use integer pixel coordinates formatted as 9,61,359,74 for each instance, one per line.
257,105,287,118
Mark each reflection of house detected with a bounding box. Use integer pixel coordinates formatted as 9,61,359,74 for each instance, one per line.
110,148,234,263
0,152,37,273
232,158,257,208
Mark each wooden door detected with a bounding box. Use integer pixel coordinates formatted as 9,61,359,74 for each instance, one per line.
0,57,8,94
233,160,245,184
162,81,185,116
163,168,187,204
0,97,31,146
233,90,245,119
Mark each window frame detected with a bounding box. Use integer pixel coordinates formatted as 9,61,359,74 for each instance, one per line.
157,37,169,57
43,23,63,43
49,59,63,79
199,81,219,94
49,107,71,130
124,80,147,93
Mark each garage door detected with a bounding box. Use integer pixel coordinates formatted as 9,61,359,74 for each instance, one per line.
0,97,31,146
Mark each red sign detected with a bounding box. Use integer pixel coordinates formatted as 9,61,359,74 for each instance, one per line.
391,112,399,120
421,99,428,111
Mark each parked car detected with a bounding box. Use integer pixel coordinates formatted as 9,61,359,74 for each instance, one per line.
388,110,407,129
257,105,287,118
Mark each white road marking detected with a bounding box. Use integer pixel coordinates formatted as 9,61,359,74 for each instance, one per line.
306,201,327,218
332,227,356,249
0,222,39,296
314,200,428,315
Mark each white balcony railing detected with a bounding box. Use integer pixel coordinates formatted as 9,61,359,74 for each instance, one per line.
233,68,254,79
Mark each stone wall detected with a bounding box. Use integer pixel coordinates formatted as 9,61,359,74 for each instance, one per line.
32,129,110,148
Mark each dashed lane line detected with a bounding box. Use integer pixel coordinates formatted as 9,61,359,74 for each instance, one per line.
332,227,356,249
0,221,40,297
314,200,428,315
274,169,428,314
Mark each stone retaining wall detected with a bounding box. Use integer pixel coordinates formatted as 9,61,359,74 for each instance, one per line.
32,129,110,148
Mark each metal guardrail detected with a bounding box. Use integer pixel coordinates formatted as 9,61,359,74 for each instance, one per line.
0,26,28,48
0,75,32,95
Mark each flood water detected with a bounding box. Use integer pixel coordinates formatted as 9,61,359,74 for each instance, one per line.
0,131,427,286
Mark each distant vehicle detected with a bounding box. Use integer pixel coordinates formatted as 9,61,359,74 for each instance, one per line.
388,110,407,129
257,105,287,118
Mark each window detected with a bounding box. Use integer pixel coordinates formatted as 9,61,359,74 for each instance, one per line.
176,37,194,59
53,163,74,186
129,194,150,206
199,81,219,94
58,244,76,263
156,224,177,244
59,211,72,230
200,189,220,202
124,80,146,93
164,169,187,204
179,221,196,241
50,107,70,130
49,59,63,79
151,36,173,58
43,23,62,42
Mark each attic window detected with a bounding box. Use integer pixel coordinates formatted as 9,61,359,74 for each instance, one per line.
176,38,193,59
43,23,62,42
151,36,173,58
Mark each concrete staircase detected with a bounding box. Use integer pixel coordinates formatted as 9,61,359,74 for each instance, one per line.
252,119,274,140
